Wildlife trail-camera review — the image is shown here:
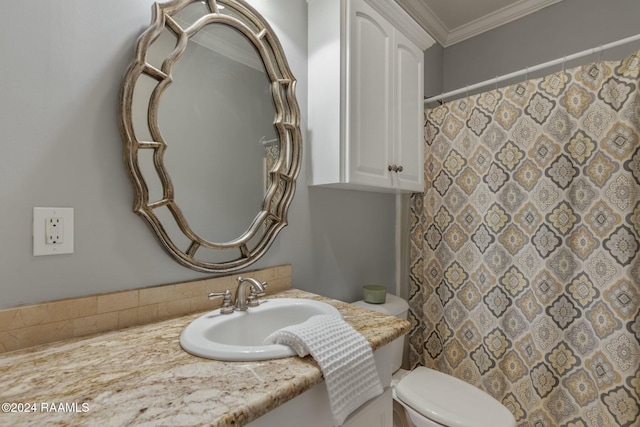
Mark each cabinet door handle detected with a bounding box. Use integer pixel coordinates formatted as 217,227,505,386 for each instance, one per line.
397,165,403,172
387,165,403,173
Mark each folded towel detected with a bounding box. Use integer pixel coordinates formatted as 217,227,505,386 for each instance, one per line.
264,314,383,426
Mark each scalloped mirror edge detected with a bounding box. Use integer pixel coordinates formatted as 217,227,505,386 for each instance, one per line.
118,0,302,273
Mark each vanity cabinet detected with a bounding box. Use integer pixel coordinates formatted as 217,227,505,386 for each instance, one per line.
247,345,393,427
343,388,393,426
249,386,392,427
308,0,435,192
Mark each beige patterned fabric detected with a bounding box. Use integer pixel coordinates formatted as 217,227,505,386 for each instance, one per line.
409,50,640,426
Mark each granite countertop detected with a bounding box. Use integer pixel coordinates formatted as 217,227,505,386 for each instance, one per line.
0,289,409,427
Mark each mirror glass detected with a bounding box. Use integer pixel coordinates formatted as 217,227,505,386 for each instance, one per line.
159,24,277,242
119,0,301,272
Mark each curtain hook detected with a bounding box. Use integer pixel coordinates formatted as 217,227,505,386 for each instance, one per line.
525,67,529,81
466,85,469,98
494,76,499,91
562,55,567,73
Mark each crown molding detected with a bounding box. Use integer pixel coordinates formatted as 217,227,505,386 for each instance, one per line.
394,0,448,46
395,0,563,47
365,0,435,51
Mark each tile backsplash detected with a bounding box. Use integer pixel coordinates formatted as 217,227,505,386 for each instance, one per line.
0,265,291,354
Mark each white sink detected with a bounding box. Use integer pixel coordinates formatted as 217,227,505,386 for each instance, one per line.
180,298,342,361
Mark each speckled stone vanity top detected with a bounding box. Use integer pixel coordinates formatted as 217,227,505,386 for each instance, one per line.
0,289,409,427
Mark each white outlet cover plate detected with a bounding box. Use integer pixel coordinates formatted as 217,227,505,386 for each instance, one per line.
33,207,74,256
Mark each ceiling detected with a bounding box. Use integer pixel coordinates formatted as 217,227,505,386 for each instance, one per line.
395,0,563,47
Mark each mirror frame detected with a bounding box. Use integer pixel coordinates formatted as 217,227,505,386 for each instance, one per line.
118,0,301,273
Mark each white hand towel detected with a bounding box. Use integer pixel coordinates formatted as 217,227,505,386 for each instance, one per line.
264,314,383,426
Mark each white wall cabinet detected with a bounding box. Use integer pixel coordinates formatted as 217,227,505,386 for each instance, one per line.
308,0,434,193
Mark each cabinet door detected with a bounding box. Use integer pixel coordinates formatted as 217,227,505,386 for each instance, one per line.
393,29,424,192
343,388,393,427
347,0,394,188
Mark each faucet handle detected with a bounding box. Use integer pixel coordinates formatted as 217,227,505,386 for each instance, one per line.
247,283,267,307
208,290,234,314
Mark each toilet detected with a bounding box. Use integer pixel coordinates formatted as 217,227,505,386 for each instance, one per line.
354,294,516,427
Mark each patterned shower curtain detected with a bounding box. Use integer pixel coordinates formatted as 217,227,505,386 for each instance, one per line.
408,50,640,426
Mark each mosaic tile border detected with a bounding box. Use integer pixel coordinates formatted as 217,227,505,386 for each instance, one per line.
0,265,291,354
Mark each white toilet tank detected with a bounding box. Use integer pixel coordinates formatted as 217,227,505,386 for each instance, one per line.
353,293,408,373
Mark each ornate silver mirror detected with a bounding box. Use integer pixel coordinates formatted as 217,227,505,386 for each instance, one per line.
118,0,301,272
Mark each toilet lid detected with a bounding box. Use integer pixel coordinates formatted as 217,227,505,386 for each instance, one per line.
395,367,516,427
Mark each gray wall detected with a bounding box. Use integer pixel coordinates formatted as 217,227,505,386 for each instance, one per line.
423,43,444,100
439,0,640,95
0,0,396,309
7,0,636,310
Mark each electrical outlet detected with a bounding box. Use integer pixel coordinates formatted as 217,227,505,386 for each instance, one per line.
45,217,64,244
33,207,74,256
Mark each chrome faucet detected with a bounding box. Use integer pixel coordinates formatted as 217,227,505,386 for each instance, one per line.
235,277,267,311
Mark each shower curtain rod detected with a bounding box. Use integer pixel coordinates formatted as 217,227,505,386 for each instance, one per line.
424,33,640,104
